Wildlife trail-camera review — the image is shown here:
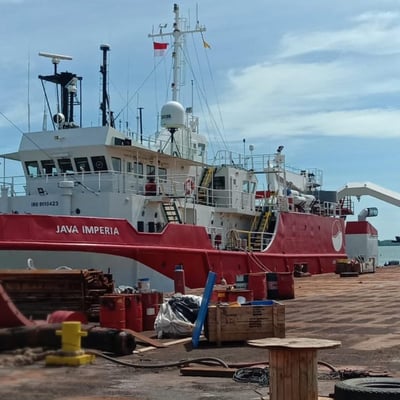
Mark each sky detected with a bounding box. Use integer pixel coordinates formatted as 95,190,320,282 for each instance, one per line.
1,0,400,240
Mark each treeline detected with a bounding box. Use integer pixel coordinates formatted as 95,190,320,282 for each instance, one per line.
378,240,400,246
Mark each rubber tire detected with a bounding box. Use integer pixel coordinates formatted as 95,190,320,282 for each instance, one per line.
335,378,400,400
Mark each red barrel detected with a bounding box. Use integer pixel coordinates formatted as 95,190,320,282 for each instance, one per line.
100,295,126,329
124,294,143,332
47,310,88,324
247,272,267,300
141,292,163,331
277,272,295,299
267,272,279,299
226,289,253,303
174,265,186,294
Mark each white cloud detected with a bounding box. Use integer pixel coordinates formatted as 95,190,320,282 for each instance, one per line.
278,10,400,58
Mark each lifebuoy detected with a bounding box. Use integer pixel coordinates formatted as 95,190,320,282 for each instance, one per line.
184,178,195,195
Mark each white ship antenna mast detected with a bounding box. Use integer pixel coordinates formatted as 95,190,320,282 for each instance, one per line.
148,3,206,102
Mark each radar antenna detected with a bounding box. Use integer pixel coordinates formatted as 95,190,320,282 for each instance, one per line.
38,51,82,130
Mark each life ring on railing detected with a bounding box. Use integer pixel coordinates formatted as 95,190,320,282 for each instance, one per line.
184,178,195,195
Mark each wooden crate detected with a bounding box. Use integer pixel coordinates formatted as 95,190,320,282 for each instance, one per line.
205,301,285,343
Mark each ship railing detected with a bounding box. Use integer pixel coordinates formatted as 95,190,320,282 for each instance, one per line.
225,228,273,252
0,176,25,196
311,200,340,217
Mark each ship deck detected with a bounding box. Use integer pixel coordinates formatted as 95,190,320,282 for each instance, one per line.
1,267,400,399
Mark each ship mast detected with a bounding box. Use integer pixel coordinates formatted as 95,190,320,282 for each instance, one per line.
148,3,206,102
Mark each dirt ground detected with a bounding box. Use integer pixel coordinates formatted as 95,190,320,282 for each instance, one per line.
1,267,400,400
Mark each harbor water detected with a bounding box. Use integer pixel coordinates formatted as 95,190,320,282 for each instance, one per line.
378,245,400,265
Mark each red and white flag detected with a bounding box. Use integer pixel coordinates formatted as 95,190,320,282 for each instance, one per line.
153,42,168,56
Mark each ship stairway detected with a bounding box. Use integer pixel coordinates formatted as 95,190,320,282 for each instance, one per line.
249,211,271,251
162,201,182,224
197,167,216,204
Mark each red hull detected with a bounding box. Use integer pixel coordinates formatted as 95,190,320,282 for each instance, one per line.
0,213,346,288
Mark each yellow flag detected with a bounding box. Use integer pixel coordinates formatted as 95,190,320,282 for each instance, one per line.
203,40,211,49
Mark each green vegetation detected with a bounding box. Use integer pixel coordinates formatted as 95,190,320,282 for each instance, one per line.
379,240,400,246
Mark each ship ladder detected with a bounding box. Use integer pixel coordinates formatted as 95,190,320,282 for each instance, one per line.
250,211,271,251
162,201,182,224
197,167,216,204
248,214,261,249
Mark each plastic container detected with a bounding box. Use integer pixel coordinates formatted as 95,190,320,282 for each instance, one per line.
138,278,150,293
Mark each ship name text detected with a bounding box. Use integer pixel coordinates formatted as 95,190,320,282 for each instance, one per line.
56,225,120,235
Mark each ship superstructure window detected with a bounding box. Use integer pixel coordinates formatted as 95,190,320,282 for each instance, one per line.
242,180,250,193
146,164,155,178
91,156,108,171
213,176,225,190
111,157,122,172
41,160,57,175
133,162,143,178
25,161,40,177
74,157,90,172
159,167,167,182
58,158,74,174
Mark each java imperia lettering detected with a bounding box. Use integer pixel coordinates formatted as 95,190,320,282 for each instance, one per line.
82,225,120,235
56,225,120,235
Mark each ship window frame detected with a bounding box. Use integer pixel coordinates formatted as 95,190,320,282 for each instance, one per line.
74,157,91,173
58,158,74,174
111,157,122,172
91,156,108,172
41,159,57,176
158,167,167,182
146,164,155,179
213,176,225,190
25,161,40,177
133,162,143,178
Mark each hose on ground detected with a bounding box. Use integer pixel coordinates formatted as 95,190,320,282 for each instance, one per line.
86,349,230,369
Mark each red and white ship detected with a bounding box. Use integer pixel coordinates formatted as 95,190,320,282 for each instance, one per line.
0,4,377,290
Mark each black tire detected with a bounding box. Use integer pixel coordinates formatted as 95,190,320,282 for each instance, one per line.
335,378,400,400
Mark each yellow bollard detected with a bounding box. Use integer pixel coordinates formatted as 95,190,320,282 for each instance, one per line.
46,321,95,366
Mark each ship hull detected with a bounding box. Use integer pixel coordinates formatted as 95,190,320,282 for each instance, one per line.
0,212,346,289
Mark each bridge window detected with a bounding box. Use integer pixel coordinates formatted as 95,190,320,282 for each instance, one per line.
159,167,167,182
146,164,155,180
58,158,74,174
25,161,40,177
74,157,90,172
111,157,122,172
91,156,108,171
41,160,57,175
133,162,143,178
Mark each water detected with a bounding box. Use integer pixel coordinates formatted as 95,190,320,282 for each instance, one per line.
378,245,400,265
